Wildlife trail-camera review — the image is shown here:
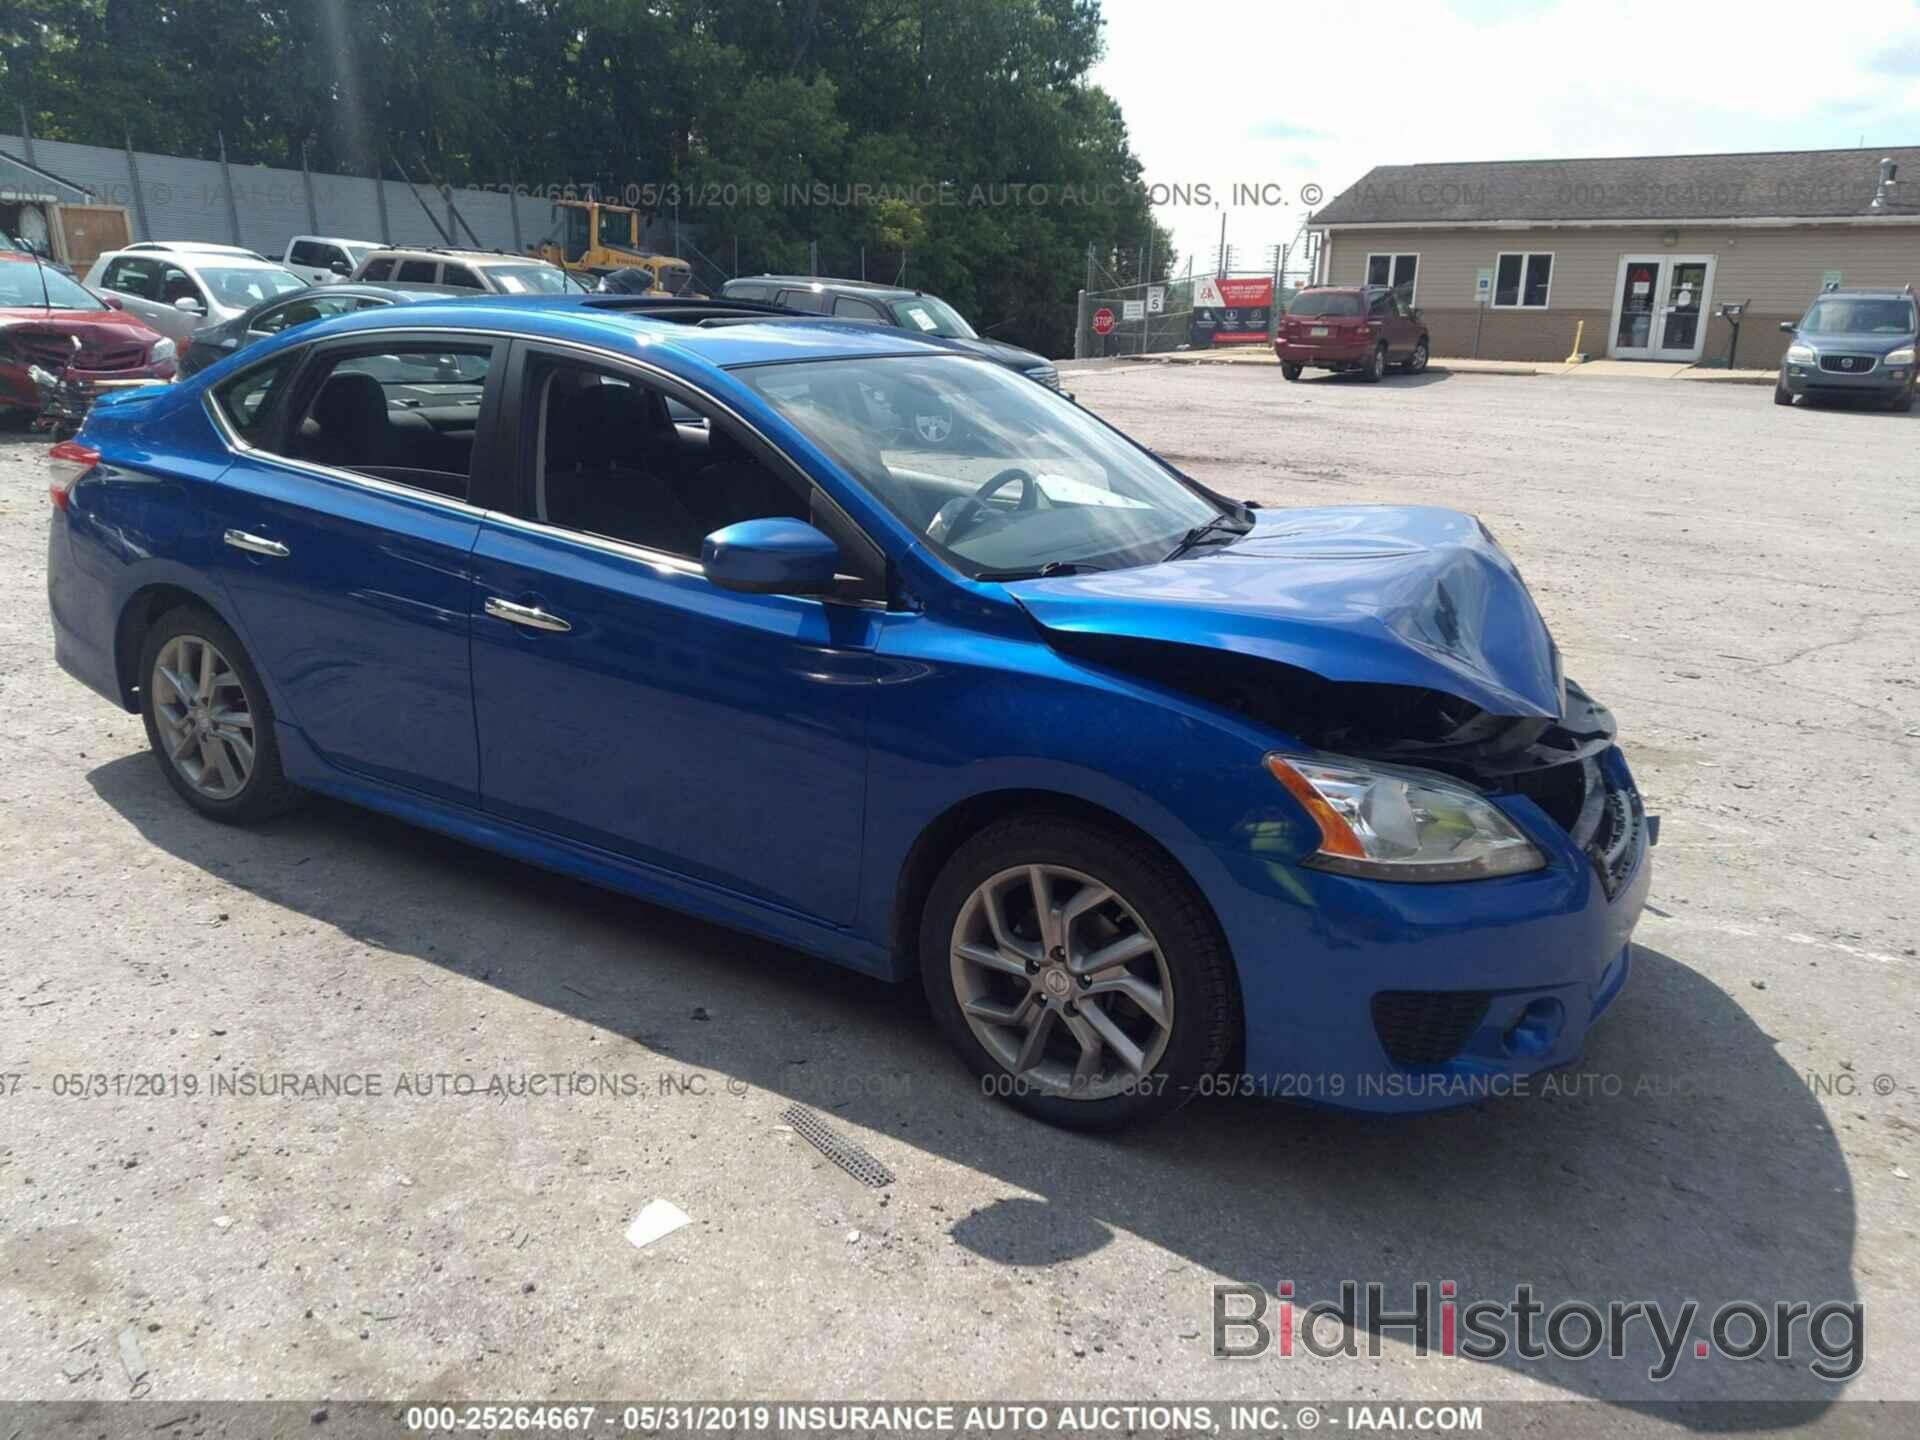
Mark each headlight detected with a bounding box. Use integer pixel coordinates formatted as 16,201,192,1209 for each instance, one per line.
1264,753,1546,882
148,336,176,364
1886,347,1915,365
1786,344,1815,364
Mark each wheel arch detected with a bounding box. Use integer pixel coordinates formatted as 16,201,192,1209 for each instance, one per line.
889,787,1245,1063
113,580,232,710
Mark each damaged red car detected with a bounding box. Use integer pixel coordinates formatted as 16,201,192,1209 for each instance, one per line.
0,249,177,427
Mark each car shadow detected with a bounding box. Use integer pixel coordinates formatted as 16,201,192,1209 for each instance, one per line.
1291,369,1453,388
87,753,1857,1422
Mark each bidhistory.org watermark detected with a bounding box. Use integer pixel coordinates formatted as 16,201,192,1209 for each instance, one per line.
1213,1281,1863,1381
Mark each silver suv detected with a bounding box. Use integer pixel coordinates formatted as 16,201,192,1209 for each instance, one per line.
1776,285,1918,411
350,247,578,295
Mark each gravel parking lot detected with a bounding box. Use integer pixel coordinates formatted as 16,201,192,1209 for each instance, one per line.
2,367,1915,1432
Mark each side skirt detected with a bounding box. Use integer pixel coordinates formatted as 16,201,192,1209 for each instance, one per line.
275,723,897,979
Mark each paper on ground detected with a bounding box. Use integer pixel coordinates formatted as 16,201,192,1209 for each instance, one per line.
625,1198,692,1250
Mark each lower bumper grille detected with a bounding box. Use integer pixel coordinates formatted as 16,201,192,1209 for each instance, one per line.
1371,990,1491,1068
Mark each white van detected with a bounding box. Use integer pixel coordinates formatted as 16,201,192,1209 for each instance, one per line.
283,235,380,285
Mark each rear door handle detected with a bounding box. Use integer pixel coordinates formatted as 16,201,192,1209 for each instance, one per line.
484,596,572,633
224,529,289,558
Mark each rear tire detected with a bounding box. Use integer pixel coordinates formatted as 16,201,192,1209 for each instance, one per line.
1280,361,1303,382
919,815,1239,1131
1362,343,1387,382
138,604,301,824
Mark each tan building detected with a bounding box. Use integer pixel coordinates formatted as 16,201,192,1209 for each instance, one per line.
1309,146,1920,368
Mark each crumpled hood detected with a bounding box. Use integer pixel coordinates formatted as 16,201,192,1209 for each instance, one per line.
1008,505,1566,719
941,335,1051,371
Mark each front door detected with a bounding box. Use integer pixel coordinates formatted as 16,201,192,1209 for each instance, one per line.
466,345,878,925
1610,255,1715,361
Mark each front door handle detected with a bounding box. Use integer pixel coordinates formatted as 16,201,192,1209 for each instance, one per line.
484,596,572,633
224,529,289,558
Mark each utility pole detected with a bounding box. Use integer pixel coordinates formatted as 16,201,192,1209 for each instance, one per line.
1217,211,1228,277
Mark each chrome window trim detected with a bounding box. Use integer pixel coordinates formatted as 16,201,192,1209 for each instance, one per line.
201,325,893,609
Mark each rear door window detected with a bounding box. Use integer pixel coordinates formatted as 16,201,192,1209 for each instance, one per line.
360,257,394,281
397,259,437,283
776,288,829,312
212,355,298,443
102,256,159,299
271,343,499,500
1287,291,1363,317
289,240,322,267
832,295,888,322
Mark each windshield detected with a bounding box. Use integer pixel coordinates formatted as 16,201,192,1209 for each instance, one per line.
890,296,978,339
737,355,1225,577
485,263,574,295
1288,291,1363,317
0,261,106,311
202,267,307,307
1800,298,1916,335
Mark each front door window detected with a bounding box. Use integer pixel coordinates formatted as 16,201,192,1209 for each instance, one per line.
1616,262,1659,351
1657,262,1708,355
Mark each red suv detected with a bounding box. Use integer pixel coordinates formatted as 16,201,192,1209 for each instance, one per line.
1274,285,1429,382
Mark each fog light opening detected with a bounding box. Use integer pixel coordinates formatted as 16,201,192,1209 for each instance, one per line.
1503,998,1566,1058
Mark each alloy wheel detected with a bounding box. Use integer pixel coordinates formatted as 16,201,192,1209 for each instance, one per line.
150,634,255,800
949,864,1175,1100
1410,341,1428,373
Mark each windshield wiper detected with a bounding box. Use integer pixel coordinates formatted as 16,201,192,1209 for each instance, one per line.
975,560,1109,582
1162,512,1252,563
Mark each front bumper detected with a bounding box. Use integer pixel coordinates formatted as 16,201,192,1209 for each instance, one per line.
1780,355,1911,398
1209,744,1652,1112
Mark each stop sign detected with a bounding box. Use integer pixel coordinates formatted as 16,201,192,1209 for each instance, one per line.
1092,306,1115,336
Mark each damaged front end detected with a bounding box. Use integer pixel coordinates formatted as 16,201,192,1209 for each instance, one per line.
1007,505,1653,897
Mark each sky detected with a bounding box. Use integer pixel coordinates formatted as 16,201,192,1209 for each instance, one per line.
1091,0,1920,277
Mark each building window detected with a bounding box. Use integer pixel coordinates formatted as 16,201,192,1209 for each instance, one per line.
1494,252,1553,308
1366,252,1419,303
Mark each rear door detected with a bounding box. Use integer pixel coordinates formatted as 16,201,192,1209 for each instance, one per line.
465,341,882,923
201,330,508,805
96,255,195,344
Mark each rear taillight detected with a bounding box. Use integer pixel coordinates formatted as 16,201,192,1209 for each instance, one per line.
47,439,100,512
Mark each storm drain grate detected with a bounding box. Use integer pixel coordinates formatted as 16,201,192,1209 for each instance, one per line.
781,1103,894,1188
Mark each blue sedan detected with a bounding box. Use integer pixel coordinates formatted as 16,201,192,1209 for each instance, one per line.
45,295,1651,1128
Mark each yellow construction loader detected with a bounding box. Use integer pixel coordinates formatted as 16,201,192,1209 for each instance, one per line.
535,199,703,296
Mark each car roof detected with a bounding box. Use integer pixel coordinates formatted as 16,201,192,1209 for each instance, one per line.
1815,286,1915,299
103,246,288,270
365,247,548,266
293,235,379,246
731,275,923,300
268,293,976,373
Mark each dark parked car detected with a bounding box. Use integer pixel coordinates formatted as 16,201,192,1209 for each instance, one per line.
179,283,447,377
1274,284,1430,382
720,275,1061,390
593,267,658,295
1775,285,1917,411
48,292,1650,1130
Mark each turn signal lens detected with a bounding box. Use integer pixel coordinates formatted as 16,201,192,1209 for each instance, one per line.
47,439,100,511
1264,753,1546,883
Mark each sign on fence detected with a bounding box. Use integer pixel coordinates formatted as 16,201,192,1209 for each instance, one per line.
1122,299,1145,322
1146,286,1165,314
1190,276,1273,347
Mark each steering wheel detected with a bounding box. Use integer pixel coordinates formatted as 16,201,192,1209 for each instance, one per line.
927,468,1040,546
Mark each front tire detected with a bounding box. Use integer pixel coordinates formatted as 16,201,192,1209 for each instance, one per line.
1280,361,1303,382
138,605,300,823
1362,343,1387,382
1773,380,1795,407
920,816,1239,1130
1402,338,1429,374
1887,388,1914,413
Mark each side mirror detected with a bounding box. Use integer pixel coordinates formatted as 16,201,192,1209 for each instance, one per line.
701,518,839,595
173,296,206,315
1779,321,1795,334
330,259,350,276
99,293,125,310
